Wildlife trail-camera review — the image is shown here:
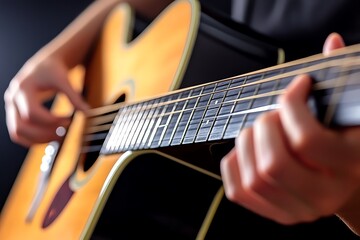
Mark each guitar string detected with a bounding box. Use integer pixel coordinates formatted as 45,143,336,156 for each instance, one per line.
79,70,360,153
75,55,360,152
84,58,360,129
82,43,360,120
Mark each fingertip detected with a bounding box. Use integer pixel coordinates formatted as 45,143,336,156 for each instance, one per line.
77,101,91,113
279,74,312,106
323,32,345,55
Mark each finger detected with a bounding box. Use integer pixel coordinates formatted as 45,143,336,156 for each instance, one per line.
52,73,90,112
278,74,333,171
5,103,33,147
6,102,67,145
323,32,345,55
252,112,319,222
276,75,355,213
222,129,308,224
14,89,71,127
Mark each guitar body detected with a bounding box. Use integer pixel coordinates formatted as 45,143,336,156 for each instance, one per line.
0,1,203,239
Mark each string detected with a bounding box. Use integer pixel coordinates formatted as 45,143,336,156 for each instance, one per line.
79,72,360,154
84,55,360,127
78,49,360,153
84,65,360,131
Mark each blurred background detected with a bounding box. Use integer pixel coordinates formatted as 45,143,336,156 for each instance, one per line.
0,0,93,213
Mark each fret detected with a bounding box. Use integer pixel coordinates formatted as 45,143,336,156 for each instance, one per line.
223,114,245,139
101,107,125,153
155,95,178,147
149,96,172,148
170,89,199,146
129,102,151,149
183,84,215,143
160,92,188,147
334,67,360,125
123,102,147,149
170,85,215,146
250,69,283,110
108,106,130,153
223,73,263,139
243,112,260,129
192,81,230,143
319,66,344,125
116,104,140,151
267,70,283,107
98,46,360,155
134,100,155,149
138,99,160,149
182,87,205,144
208,76,246,141
242,74,263,129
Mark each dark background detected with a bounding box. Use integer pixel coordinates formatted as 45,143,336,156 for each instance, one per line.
0,0,93,213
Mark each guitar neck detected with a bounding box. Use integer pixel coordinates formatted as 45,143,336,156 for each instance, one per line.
100,43,360,155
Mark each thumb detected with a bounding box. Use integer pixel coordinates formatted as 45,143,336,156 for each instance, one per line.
58,78,90,112
53,64,90,113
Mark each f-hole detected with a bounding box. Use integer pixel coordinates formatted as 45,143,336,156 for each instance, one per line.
82,94,126,172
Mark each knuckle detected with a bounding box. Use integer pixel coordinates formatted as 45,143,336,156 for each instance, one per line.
224,185,242,203
278,90,293,106
258,153,284,181
236,127,252,143
242,177,267,197
292,130,319,154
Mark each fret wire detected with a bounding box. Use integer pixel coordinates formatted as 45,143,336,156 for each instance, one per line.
103,69,359,151
147,68,360,124
123,102,147,149
323,65,349,126
182,86,206,144
170,86,213,146
90,53,360,124
105,107,127,153
160,92,188,147
223,76,249,139
147,97,169,148
267,69,283,106
210,76,247,141
110,59,360,125
111,106,131,152
100,121,112,152
116,104,140,151
128,103,149,149
100,54,360,152
171,90,194,145
183,89,200,144
98,58,360,135
139,99,162,149
134,100,156,149
243,74,263,130
157,95,177,147
226,73,262,138
104,70,359,151
195,81,230,143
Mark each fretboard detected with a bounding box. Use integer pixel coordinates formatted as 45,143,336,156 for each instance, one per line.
100,44,360,155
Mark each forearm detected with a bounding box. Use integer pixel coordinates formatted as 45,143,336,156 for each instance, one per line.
30,0,173,69
32,0,123,68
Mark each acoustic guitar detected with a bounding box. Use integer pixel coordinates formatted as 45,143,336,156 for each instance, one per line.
1,0,359,239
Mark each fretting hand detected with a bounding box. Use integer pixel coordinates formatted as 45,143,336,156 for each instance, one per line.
220,33,360,234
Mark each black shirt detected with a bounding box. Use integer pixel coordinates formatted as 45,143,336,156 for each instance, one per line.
203,0,360,61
